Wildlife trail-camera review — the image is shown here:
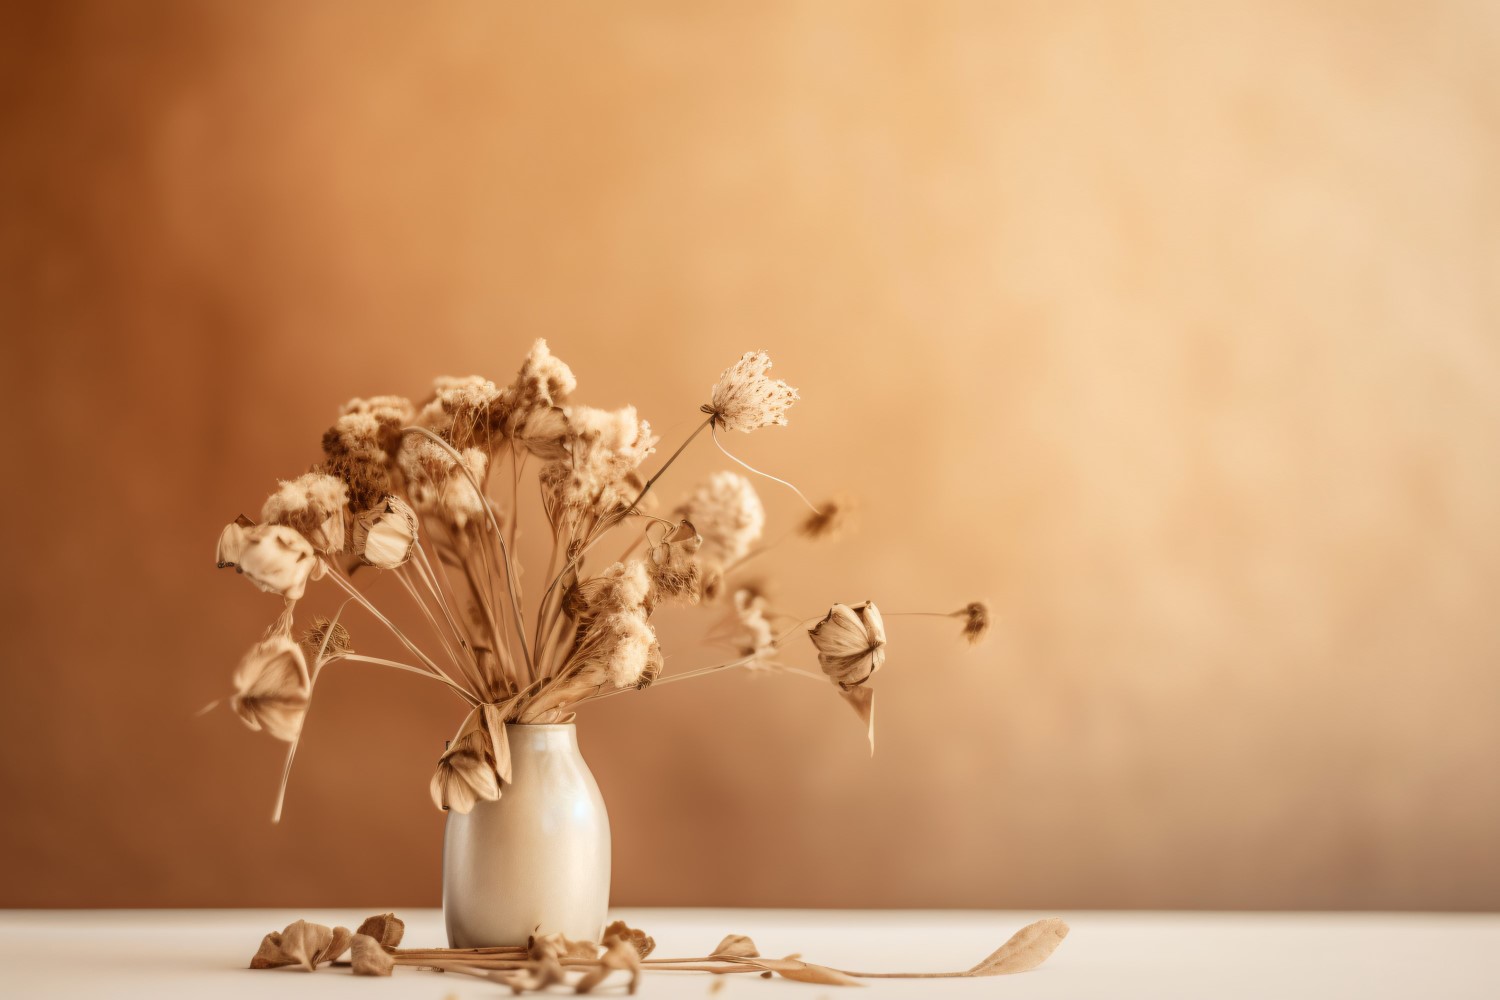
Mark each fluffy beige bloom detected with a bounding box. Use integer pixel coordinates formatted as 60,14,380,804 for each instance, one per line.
261,473,349,553
732,588,777,668
320,412,396,512
231,633,310,741
397,437,489,528
430,728,501,813
675,472,764,567
572,560,653,616
564,563,661,691
809,601,886,688
416,375,502,445
706,350,799,433
508,339,577,412
339,394,414,427
225,524,320,601
351,495,419,569
539,406,657,516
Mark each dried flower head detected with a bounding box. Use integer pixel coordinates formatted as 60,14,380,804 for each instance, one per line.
418,375,502,447
539,406,657,516
705,350,799,433
800,496,855,541
249,919,351,971
958,601,991,645
647,520,703,605
231,633,310,741
809,601,886,689
570,611,660,691
675,472,764,568
430,728,500,813
223,524,320,601
319,411,397,512
731,588,777,668
351,495,419,569
573,560,653,616
348,933,393,976
261,473,349,553
398,437,489,528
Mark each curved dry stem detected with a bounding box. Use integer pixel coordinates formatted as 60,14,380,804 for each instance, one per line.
711,423,820,514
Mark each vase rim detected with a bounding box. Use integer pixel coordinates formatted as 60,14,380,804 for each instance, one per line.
504,722,575,729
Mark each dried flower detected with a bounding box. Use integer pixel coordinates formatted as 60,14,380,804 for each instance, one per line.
712,934,760,958
959,601,991,645
221,524,319,601
705,350,799,433
809,601,885,689
351,495,419,569
231,634,310,741
249,919,350,971
430,728,501,813
574,931,642,994
603,921,656,960
731,589,777,668
539,406,657,516
675,472,764,567
398,437,489,528
261,473,349,553
800,496,854,541
419,375,502,446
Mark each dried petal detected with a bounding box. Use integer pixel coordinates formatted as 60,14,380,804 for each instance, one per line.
317,926,352,965
275,919,333,971
800,497,854,541
574,934,642,994
350,933,394,976
741,956,862,986
712,933,759,958
707,350,799,433
481,703,512,785
216,521,248,568
838,684,875,755
808,602,886,688
354,913,405,948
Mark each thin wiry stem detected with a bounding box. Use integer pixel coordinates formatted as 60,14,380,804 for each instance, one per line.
341,654,480,703
402,426,535,679
396,566,468,678
271,598,353,823
711,422,820,514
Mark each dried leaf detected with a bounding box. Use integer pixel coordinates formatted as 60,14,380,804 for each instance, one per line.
711,934,759,958
350,933,394,976
250,919,336,972
838,685,875,755
604,920,656,959
482,702,512,785
354,912,405,948
317,926,352,965
966,917,1070,976
249,931,296,970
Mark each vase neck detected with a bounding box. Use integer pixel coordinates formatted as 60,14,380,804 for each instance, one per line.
506,723,578,756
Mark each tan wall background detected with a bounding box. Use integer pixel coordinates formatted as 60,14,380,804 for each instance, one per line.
3,1,1498,910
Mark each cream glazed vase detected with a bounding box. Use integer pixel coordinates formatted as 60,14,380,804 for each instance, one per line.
442,723,611,947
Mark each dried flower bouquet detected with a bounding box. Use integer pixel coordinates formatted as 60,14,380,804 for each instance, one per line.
214,343,989,817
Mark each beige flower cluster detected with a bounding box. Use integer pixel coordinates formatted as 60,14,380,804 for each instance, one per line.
213,340,990,817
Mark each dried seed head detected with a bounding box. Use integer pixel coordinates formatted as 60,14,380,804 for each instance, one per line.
959,601,991,645
231,633,310,742
351,495,419,569
800,496,855,541
647,520,703,605
537,405,657,515
301,618,352,660
808,601,886,689
227,524,319,601
261,472,349,553
430,728,500,813
706,350,799,433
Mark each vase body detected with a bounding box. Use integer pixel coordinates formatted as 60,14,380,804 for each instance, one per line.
442,723,610,947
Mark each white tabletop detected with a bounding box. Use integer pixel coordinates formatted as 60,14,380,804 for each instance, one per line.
1,908,1496,998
